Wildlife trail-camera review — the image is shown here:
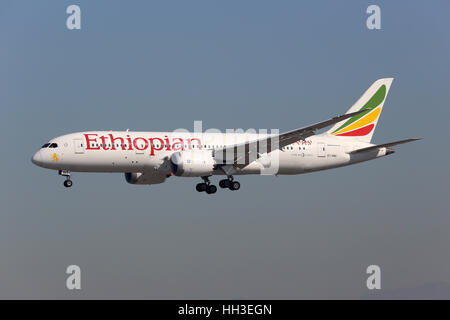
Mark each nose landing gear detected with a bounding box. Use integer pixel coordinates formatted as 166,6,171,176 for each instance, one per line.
63,179,73,188
59,170,73,188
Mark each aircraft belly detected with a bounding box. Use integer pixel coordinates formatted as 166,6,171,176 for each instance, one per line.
61,151,162,173
277,152,305,174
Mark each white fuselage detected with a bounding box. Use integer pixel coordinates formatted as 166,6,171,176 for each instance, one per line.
32,131,388,177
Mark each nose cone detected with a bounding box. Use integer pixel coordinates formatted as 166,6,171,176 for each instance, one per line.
31,151,43,167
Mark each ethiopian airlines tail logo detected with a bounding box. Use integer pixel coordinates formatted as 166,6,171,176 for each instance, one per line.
332,85,386,137
51,153,59,162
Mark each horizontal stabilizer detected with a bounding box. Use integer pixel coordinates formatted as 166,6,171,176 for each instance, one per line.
348,138,422,154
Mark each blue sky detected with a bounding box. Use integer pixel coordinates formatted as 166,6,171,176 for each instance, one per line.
0,0,449,298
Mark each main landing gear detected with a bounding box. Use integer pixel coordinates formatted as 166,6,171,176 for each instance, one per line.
196,176,240,194
196,176,217,194
219,176,240,191
59,170,73,188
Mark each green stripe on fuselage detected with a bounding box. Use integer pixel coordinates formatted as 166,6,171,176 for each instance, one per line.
332,84,386,133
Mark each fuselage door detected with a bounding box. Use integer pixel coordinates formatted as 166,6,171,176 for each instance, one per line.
134,140,145,169
317,142,326,157
73,139,85,154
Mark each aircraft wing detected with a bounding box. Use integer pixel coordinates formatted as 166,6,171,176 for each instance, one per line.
213,110,366,166
347,138,422,154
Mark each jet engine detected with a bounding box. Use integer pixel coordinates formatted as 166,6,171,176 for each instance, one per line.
170,150,216,177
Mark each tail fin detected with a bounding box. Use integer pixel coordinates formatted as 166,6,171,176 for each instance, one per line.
326,78,393,143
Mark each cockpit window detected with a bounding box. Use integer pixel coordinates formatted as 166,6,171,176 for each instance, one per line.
49,143,58,148
41,143,50,148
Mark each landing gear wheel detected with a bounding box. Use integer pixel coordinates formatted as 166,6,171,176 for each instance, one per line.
196,183,207,192
206,185,217,194
219,179,231,188
229,181,240,191
63,179,73,188
59,170,72,188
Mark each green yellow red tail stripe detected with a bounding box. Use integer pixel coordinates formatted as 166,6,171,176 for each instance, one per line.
332,84,386,137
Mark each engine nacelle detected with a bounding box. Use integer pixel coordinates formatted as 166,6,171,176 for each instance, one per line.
170,150,215,177
124,172,166,185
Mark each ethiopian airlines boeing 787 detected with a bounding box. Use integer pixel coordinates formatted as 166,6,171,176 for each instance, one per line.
32,78,420,194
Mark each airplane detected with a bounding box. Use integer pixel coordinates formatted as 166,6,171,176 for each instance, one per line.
32,78,421,194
